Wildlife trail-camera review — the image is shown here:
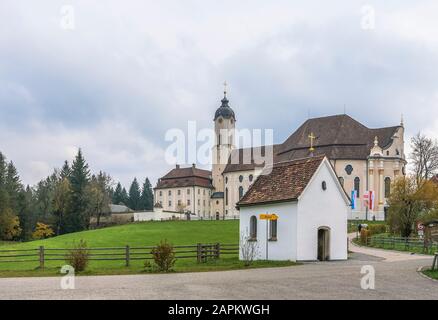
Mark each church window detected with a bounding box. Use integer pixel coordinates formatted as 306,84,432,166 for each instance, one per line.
159,191,162,197
239,175,243,183
386,151,390,156
345,165,353,175
198,199,200,205
269,220,277,241
250,216,257,240
168,190,171,196
177,200,181,206
187,189,190,195
198,188,200,195
216,200,219,205
168,201,172,207
225,188,229,206
338,177,344,187
249,174,253,182
203,189,206,195
322,181,327,191
178,189,181,196
396,149,400,156
239,186,244,200
354,177,360,197
203,200,206,206
187,200,191,206
385,177,391,198
218,134,221,145
225,177,228,184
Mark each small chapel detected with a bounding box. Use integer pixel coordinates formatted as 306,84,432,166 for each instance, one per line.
154,87,406,221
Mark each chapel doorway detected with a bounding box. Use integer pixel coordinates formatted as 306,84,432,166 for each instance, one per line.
215,212,220,220
317,227,330,261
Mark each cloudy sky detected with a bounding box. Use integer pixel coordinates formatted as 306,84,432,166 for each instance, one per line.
1,0,437,188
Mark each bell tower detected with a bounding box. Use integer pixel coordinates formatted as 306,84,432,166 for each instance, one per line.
212,82,236,193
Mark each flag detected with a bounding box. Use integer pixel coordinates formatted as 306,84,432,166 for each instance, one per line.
351,190,356,209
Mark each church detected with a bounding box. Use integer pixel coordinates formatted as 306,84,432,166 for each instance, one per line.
154,88,406,221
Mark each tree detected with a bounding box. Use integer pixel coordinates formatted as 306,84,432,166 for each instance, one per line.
32,222,54,240
112,182,124,205
52,177,71,235
387,176,438,237
67,149,90,232
5,161,23,213
121,187,129,205
140,178,154,210
0,152,10,212
60,160,71,179
411,133,438,184
0,208,22,240
86,172,112,227
128,178,141,210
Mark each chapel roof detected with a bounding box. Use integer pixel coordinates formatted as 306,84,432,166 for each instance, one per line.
237,155,325,207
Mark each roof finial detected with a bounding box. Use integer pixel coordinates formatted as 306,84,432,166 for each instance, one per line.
374,136,379,147
223,81,227,98
400,113,404,127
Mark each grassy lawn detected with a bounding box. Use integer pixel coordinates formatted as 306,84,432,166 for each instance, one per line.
0,220,296,277
422,269,438,280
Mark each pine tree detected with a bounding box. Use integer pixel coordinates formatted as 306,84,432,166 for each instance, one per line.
128,178,141,210
0,152,9,212
60,160,71,179
140,178,154,210
5,161,23,213
121,187,129,206
67,149,90,232
112,182,124,205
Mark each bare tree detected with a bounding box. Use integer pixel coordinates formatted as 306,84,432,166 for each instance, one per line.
240,231,260,266
410,133,438,184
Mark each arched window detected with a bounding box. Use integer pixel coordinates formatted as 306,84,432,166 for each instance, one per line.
269,220,277,240
385,177,391,198
225,188,229,206
354,177,360,198
239,186,244,199
338,177,344,187
250,216,257,239
239,175,243,183
249,174,254,182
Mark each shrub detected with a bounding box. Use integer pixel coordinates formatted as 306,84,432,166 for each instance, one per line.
65,240,90,272
151,240,176,272
368,224,387,236
32,222,54,240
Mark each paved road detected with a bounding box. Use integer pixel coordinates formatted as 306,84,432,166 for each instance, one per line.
0,235,436,300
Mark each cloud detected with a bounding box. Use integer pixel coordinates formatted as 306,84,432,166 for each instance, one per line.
1,0,438,186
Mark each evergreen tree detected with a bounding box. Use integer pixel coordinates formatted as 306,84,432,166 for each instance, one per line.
60,160,71,179
112,182,124,205
121,187,129,206
140,178,154,210
0,152,9,212
128,178,141,210
5,161,23,213
67,149,90,232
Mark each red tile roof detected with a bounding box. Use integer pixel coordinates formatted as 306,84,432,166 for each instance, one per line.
155,165,213,189
237,155,325,207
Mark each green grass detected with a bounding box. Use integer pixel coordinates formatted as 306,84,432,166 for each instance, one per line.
0,220,296,277
422,269,438,280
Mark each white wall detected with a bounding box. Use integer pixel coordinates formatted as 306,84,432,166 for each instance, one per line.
296,160,348,261
134,210,176,221
239,202,298,261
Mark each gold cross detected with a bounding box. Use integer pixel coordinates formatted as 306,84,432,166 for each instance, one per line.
223,81,227,96
308,132,316,152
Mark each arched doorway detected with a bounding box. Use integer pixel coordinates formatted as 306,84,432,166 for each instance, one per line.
317,227,330,261
215,212,220,220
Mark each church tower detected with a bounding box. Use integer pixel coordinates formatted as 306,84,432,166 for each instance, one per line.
211,84,235,216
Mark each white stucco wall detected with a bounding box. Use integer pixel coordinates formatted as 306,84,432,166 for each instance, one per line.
296,160,349,261
239,201,297,261
239,159,349,262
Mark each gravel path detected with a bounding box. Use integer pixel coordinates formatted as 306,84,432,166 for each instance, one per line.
0,235,436,300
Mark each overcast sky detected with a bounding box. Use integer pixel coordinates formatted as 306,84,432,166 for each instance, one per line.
1,1,437,188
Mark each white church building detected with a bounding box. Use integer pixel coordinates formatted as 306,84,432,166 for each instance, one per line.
238,156,350,261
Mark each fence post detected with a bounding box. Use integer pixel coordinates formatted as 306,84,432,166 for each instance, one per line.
125,245,130,267
39,246,44,270
215,243,220,259
197,243,202,263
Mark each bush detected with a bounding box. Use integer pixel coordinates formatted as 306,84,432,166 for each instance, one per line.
150,240,176,272
32,222,54,240
368,224,387,236
65,240,90,272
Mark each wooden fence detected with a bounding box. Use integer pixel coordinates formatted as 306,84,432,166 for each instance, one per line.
360,235,438,255
0,243,239,269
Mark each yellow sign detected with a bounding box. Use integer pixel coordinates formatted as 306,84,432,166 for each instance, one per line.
259,214,278,220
